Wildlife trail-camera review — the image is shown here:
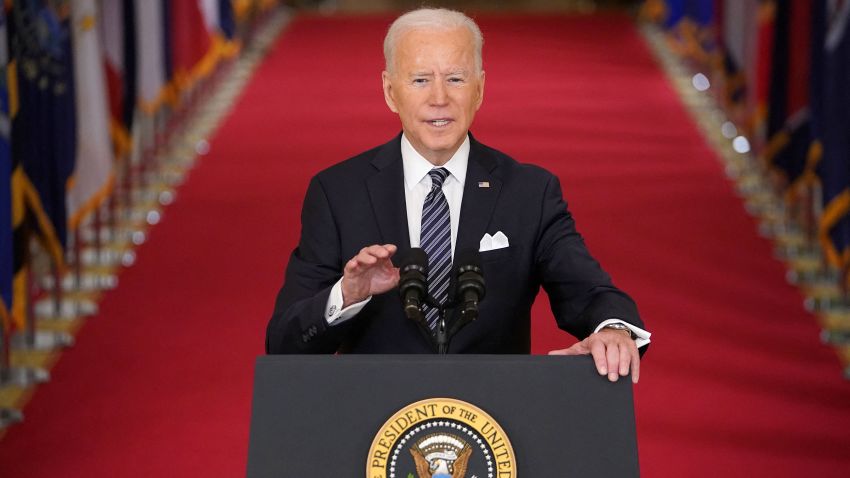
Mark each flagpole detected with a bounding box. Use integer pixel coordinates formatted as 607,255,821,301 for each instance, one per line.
0,320,25,428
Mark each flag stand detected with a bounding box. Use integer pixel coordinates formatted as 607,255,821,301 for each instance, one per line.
9,264,73,352
1,304,49,393
0,407,23,428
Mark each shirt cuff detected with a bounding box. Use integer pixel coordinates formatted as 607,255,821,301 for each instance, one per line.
595,319,651,348
325,278,371,325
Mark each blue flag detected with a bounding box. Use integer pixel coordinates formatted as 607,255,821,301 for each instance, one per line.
766,0,813,185
660,0,713,28
122,0,137,130
684,0,713,26
9,0,76,267
0,4,11,328
815,1,850,268
663,0,686,28
162,0,174,89
219,0,236,39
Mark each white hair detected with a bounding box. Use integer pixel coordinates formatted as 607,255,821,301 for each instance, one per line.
383,8,484,74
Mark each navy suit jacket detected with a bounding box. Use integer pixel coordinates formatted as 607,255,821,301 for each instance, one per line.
266,134,642,354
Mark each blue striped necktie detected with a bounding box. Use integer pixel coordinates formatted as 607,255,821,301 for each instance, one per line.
420,167,452,330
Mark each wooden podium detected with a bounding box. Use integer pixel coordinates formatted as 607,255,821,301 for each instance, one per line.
247,355,639,477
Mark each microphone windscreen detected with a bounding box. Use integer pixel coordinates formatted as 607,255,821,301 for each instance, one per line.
395,247,429,269
455,249,484,301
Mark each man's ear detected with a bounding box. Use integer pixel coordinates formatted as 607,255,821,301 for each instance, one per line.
475,70,486,110
382,71,399,113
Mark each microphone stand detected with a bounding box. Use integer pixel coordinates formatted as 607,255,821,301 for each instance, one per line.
436,308,449,355
414,282,481,354
419,295,453,355
446,304,477,341
436,298,481,354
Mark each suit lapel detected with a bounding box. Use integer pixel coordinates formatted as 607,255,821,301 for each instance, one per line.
456,136,502,256
367,135,411,250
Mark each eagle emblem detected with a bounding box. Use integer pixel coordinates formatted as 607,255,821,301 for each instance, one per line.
410,433,473,478
367,398,515,478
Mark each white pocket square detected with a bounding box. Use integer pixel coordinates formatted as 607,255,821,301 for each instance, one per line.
479,231,510,252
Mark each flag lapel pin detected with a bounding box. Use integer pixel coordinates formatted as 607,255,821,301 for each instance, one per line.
478,181,490,188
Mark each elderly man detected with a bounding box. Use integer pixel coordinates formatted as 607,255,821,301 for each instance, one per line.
266,8,650,382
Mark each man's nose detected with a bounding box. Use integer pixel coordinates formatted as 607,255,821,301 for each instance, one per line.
429,80,448,106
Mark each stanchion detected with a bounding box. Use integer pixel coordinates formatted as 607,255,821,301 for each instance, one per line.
1,289,50,395
0,407,23,428
0,323,25,428
10,263,74,351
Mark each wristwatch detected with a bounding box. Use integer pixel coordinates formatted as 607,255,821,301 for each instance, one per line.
602,322,636,340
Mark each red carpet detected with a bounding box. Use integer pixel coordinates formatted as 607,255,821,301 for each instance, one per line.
2,12,850,477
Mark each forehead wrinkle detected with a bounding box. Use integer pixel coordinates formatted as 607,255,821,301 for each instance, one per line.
408,68,468,77
393,28,477,70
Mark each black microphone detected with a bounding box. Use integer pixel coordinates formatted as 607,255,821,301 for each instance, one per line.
397,248,429,322
454,250,485,322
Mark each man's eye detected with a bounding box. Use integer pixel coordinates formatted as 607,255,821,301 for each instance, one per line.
448,77,464,84
412,78,428,85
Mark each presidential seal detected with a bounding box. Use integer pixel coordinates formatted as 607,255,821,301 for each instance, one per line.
367,398,516,478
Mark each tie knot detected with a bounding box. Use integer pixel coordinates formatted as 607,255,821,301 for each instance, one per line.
428,168,449,190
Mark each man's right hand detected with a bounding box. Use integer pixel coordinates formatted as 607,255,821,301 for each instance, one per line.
341,244,400,308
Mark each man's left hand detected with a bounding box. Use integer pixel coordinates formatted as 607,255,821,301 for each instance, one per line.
548,329,640,384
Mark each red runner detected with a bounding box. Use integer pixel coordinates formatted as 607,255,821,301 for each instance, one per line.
1,13,849,477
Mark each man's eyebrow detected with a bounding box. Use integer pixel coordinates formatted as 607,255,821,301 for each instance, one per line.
410,72,435,77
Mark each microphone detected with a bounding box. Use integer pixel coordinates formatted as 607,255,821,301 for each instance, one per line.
454,250,485,322
397,248,429,322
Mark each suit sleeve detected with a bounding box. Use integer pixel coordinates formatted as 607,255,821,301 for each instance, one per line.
266,176,357,353
534,174,644,341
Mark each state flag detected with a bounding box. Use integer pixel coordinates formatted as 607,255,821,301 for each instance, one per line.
169,0,214,94
9,0,77,268
135,0,169,115
764,0,813,188
0,4,11,331
67,0,114,231
99,0,136,157
815,0,850,269
719,0,761,133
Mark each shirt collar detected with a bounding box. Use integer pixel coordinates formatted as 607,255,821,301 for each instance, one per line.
401,133,469,190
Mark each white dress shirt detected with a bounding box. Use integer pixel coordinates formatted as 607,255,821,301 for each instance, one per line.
320,133,651,347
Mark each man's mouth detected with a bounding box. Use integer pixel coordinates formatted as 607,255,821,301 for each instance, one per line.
427,119,451,127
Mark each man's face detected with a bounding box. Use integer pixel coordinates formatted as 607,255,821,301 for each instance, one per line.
382,27,485,165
